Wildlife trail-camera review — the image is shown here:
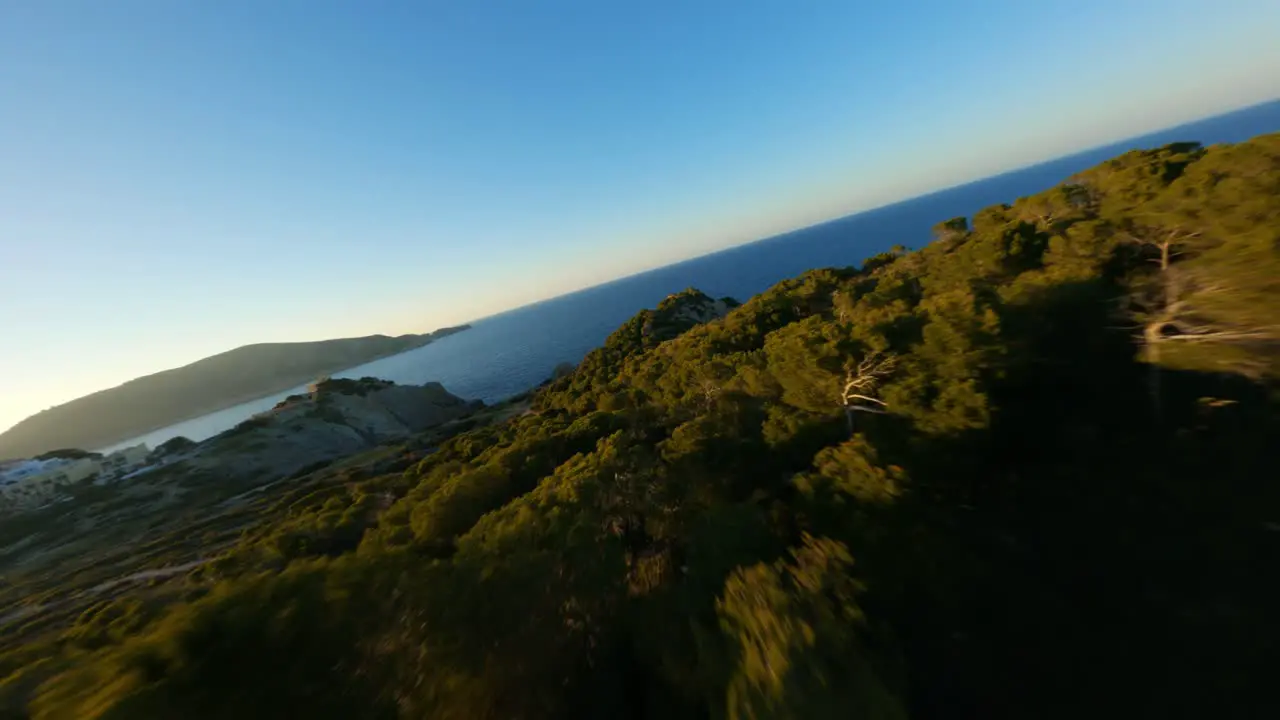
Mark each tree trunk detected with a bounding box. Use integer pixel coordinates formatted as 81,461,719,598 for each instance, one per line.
1148,242,1172,420
1145,325,1163,423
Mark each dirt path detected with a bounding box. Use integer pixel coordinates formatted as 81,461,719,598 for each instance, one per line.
0,603,42,627
87,560,207,595
1,559,209,629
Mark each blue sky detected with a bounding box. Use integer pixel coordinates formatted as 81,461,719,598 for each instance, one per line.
1,0,1277,433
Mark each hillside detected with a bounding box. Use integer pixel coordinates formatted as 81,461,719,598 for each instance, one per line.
3,133,1278,718
0,327,469,459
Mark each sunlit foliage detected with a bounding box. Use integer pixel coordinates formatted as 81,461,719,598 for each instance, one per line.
13,133,1280,719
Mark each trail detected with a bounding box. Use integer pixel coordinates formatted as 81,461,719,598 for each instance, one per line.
0,604,41,627
87,560,206,595
1,560,208,628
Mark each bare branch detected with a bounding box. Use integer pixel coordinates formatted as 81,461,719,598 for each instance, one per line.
845,394,887,406
1158,331,1279,344
840,351,898,434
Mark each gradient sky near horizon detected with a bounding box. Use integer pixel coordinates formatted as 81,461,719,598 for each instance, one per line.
1,0,1278,433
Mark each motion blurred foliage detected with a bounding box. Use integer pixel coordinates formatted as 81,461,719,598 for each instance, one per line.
17,133,1280,719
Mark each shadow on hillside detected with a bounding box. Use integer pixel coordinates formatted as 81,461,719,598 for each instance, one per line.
853,276,1279,718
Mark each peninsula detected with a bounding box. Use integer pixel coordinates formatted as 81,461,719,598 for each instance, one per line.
0,326,470,459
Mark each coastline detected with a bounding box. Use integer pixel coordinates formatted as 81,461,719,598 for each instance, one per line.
2,325,473,459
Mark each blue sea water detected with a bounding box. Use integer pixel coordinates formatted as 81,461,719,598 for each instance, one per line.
107,100,1280,452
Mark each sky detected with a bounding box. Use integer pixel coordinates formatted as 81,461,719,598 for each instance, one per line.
1,0,1278,433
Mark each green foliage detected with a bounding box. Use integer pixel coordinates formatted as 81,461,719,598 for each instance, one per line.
30,560,395,720
717,535,905,720
152,436,196,457
12,133,1280,719
33,448,101,461
312,376,394,397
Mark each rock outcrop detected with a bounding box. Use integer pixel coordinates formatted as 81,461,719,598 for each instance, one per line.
641,288,738,345
191,378,482,481
0,378,482,516
0,326,471,459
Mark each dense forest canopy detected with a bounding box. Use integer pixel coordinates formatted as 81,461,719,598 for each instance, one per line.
5,133,1280,719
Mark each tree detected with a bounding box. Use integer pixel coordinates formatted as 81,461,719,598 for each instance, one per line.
931,217,969,243
716,535,905,720
840,352,898,435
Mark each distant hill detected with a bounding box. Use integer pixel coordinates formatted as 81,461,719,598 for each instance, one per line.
0,327,470,459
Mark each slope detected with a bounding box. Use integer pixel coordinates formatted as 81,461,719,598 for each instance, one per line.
9,133,1280,719
0,327,469,458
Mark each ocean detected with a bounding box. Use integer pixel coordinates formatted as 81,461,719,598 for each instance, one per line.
106,100,1280,452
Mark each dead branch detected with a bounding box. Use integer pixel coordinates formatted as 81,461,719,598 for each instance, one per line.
840,352,898,433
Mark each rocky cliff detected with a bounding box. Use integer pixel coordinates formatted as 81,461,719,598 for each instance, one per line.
192,377,483,482
642,289,737,344
0,379,481,515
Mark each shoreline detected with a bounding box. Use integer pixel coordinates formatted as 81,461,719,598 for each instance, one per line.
4,326,473,459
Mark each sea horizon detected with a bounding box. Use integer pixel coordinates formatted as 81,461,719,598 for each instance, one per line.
75,97,1280,453
469,97,1280,326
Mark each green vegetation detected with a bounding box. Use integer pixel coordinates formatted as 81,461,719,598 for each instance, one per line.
151,437,196,458
5,134,1280,718
308,376,396,398
0,327,471,459
32,449,102,462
